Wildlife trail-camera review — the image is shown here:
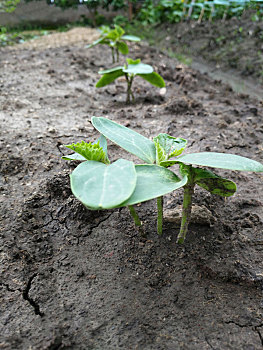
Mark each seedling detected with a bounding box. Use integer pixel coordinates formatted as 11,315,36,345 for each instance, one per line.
96,58,165,103
86,25,140,63
62,134,187,229
92,117,263,243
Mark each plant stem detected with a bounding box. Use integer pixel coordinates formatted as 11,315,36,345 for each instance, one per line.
157,196,163,235
116,48,119,62
177,178,195,244
128,205,142,227
125,74,133,104
111,47,115,63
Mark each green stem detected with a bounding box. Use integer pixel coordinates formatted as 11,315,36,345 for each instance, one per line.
157,196,163,235
128,205,142,227
176,180,195,244
116,48,119,62
111,47,115,63
125,74,133,104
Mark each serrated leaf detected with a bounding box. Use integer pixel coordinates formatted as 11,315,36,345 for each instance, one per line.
70,159,137,209
193,167,236,197
153,134,187,164
121,165,188,206
116,41,129,55
124,63,153,75
64,140,109,164
122,35,141,42
96,69,125,88
177,152,263,172
137,72,165,88
92,117,156,164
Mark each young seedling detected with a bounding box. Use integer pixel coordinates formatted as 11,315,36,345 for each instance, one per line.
62,134,187,230
86,25,140,63
91,117,263,243
96,58,165,103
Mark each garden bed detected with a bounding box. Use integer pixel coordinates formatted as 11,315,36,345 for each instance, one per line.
1,28,263,349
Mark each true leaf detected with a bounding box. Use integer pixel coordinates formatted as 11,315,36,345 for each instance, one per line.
96,69,125,88
126,58,141,65
116,41,129,55
64,140,109,164
137,72,165,88
121,165,188,206
192,167,237,197
70,159,137,209
177,152,263,172
154,134,187,164
92,117,156,164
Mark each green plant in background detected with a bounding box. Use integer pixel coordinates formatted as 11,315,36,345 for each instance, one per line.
87,25,140,63
91,117,263,243
96,58,165,103
0,0,20,12
62,134,187,230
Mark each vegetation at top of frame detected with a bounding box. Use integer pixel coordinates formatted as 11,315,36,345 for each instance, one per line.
136,0,263,24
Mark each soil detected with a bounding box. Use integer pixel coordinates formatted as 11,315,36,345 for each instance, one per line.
1,27,263,350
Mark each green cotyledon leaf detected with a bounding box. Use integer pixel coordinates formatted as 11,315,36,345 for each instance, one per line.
123,62,153,75
92,117,156,164
122,35,141,42
192,167,237,197
177,152,263,172
137,72,165,88
70,159,137,209
63,140,109,164
96,69,125,88
153,134,187,164
121,165,188,206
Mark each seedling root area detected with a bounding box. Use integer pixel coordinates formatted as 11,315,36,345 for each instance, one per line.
1,29,263,349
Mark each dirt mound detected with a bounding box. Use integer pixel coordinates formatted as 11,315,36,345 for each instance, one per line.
14,27,100,50
1,35,263,349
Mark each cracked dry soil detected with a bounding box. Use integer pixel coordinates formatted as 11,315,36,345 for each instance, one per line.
1,29,263,349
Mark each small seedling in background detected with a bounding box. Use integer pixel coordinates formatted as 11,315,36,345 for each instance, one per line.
86,25,141,63
96,58,165,103
62,134,187,230
92,117,263,243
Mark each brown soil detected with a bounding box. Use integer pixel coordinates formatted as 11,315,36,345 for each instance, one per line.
1,28,263,350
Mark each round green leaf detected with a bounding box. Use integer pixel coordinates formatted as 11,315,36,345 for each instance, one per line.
137,72,165,88
98,66,124,74
177,152,263,172
122,35,141,42
96,69,125,88
70,159,136,209
92,117,156,164
121,165,188,206
123,63,153,75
